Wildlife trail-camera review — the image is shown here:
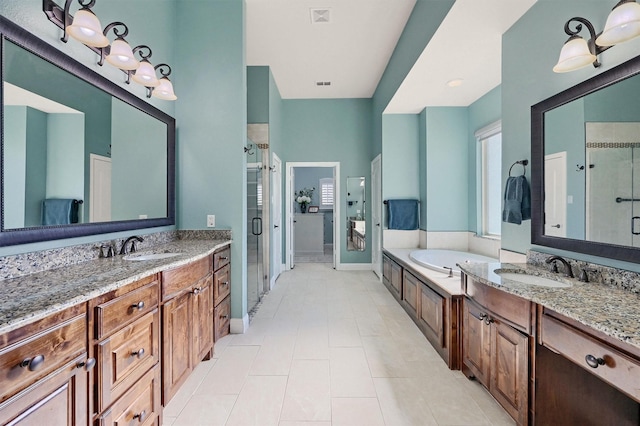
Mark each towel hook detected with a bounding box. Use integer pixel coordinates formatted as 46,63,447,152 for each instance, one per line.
508,159,528,177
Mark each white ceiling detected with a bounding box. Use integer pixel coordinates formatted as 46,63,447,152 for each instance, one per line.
4,82,81,114
246,0,537,113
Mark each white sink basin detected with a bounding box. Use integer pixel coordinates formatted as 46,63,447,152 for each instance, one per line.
123,252,182,261
494,270,572,288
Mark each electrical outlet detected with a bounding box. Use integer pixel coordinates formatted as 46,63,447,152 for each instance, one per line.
207,215,215,227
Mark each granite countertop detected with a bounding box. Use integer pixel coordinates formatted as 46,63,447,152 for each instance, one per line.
0,239,231,335
459,261,640,352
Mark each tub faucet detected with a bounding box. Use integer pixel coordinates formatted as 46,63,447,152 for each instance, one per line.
119,235,144,255
545,255,574,278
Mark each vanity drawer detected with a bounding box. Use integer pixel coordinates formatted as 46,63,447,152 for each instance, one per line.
541,313,640,402
97,363,161,426
214,264,231,306
213,247,230,271
96,310,159,412
162,256,212,300
465,279,532,333
95,279,159,339
0,305,86,403
214,295,231,342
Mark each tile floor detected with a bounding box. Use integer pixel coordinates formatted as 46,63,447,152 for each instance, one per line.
163,263,515,426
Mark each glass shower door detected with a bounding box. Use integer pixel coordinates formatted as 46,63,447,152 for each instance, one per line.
247,165,263,313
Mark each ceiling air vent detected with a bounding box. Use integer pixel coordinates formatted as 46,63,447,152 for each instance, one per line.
316,81,331,86
310,8,331,24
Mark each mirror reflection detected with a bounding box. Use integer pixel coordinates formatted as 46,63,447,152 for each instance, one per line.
346,176,365,251
543,70,640,247
3,39,168,230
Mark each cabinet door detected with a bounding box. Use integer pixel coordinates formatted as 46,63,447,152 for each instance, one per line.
419,282,444,347
490,319,528,426
401,271,419,317
193,275,214,365
462,299,491,386
162,291,192,405
0,355,88,426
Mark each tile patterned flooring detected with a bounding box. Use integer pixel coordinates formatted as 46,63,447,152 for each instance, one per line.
163,263,515,426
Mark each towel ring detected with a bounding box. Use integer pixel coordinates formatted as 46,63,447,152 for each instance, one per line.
508,159,528,177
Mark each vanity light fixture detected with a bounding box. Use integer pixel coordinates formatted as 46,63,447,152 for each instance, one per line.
43,0,177,101
554,0,640,73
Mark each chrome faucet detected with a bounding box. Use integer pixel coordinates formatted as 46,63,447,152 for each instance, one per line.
119,235,144,255
545,255,574,278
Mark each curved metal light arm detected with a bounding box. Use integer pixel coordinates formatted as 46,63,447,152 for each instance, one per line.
564,16,612,68
125,45,153,84
154,64,172,78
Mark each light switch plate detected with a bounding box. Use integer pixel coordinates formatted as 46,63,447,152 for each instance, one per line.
207,215,215,227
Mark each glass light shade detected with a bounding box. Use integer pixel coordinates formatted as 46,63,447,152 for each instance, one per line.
105,39,139,70
132,60,160,87
596,1,640,46
553,37,597,73
152,77,177,100
66,9,109,47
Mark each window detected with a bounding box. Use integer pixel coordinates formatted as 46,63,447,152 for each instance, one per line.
476,121,502,237
319,178,334,208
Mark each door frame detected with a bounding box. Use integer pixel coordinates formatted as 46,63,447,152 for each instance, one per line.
371,154,382,279
271,153,283,287
544,151,567,238
285,161,340,270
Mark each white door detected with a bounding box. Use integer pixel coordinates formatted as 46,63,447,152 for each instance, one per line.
288,166,296,269
272,154,283,281
544,152,566,237
90,154,111,222
371,154,382,278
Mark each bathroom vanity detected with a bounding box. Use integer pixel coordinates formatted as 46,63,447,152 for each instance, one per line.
0,238,231,425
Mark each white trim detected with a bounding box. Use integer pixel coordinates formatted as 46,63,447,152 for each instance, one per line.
336,263,373,271
286,162,340,270
230,315,249,334
474,119,502,139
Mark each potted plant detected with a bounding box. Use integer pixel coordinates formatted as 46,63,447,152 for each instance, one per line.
295,187,314,213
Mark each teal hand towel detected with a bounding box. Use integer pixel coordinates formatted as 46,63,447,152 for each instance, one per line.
502,176,530,225
42,199,79,225
387,199,419,230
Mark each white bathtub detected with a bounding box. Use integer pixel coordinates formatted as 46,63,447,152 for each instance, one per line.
409,249,498,276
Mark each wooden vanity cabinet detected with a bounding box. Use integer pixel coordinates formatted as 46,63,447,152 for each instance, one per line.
0,304,91,426
382,254,402,301
89,274,161,425
462,276,533,426
213,247,231,341
535,308,640,425
161,256,214,405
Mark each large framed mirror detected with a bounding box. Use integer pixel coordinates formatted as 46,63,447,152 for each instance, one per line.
346,176,365,251
531,53,640,263
0,16,175,246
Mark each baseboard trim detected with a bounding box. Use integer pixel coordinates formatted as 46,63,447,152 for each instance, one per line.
230,314,249,334
336,263,373,271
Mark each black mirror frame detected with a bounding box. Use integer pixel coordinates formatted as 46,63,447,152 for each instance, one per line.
531,53,640,263
0,15,175,246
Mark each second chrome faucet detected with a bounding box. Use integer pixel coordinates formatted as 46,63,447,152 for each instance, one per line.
545,255,574,278
119,235,144,255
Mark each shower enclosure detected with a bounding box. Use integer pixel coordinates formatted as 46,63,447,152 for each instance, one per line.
586,128,640,247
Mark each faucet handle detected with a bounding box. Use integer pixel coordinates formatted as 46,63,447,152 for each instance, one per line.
549,261,559,273
578,268,597,283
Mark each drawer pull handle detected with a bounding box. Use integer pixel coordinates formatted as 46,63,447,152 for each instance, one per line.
222,281,229,286
471,312,487,321
77,357,96,371
192,287,201,295
131,301,145,311
220,314,229,320
133,410,146,422
484,316,494,325
21,355,45,371
219,256,228,260
585,354,605,368
131,348,145,359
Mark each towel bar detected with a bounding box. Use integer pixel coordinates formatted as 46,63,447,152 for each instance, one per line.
383,200,421,205
508,159,528,177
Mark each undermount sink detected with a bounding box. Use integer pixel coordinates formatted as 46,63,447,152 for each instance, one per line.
123,252,182,261
493,269,572,288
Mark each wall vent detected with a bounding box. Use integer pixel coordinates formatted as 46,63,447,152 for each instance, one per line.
316,81,331,86
310,8,331,24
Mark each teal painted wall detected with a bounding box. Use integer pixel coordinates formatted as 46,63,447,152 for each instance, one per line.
111,99,167,221
24,108,47,228
280,99,372,264
372,0,454,157
425,107,468,231
503,0,640,271
468,85,501,232
247,66,270,123
382,114,420,217
4,107,27,229
175,0,247,320
418,110,427,229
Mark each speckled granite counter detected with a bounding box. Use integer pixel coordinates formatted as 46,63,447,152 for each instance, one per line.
0,239,231,335
459,261,640,352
